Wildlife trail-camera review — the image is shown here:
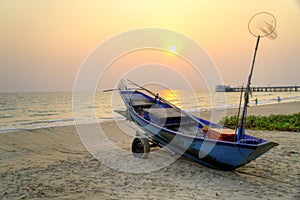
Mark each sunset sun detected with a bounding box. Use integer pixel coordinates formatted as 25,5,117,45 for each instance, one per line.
169,45,177,53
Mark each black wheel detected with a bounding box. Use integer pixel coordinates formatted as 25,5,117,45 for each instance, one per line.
132,137,150,159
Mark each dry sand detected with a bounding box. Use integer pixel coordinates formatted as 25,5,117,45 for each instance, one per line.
0,102,299,199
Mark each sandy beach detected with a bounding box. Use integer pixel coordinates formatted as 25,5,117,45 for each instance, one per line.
1,102,299,200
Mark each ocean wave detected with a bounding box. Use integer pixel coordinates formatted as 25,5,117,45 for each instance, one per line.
0,115,14,119
21,118,75,126
0,107,16,111
0,128,26,133
28,113,58,117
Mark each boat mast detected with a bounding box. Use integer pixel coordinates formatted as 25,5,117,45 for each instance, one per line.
237,35,260,140
237,12,277,140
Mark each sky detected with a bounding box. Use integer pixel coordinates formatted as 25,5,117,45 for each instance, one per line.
0,0,299,92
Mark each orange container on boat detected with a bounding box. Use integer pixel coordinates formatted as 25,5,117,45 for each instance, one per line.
206,128,236,142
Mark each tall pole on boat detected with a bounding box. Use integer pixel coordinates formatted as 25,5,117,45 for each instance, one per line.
237,35,260,140
237,12,277,140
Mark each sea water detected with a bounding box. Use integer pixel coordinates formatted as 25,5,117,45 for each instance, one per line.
0,91,299,133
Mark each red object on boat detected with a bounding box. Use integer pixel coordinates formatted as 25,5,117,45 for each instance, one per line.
205,128,236,142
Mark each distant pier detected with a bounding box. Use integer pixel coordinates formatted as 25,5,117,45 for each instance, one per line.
215,85,300,92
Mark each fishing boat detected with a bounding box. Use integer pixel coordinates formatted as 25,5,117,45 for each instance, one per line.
116,79,278,171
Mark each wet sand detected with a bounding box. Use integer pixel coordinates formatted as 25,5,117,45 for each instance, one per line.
0,102,299,199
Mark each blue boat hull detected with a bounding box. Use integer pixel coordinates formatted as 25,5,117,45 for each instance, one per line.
119,89,278,171
129,107,277,170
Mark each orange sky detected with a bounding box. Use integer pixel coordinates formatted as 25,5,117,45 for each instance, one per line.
0,0,299,92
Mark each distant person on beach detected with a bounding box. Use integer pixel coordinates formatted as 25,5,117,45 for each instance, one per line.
277,96,281,103
255,98,258,105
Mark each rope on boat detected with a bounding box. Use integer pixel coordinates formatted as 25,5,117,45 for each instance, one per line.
127,79,207,128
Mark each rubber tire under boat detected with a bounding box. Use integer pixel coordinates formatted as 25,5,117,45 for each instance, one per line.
132,137,150,159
